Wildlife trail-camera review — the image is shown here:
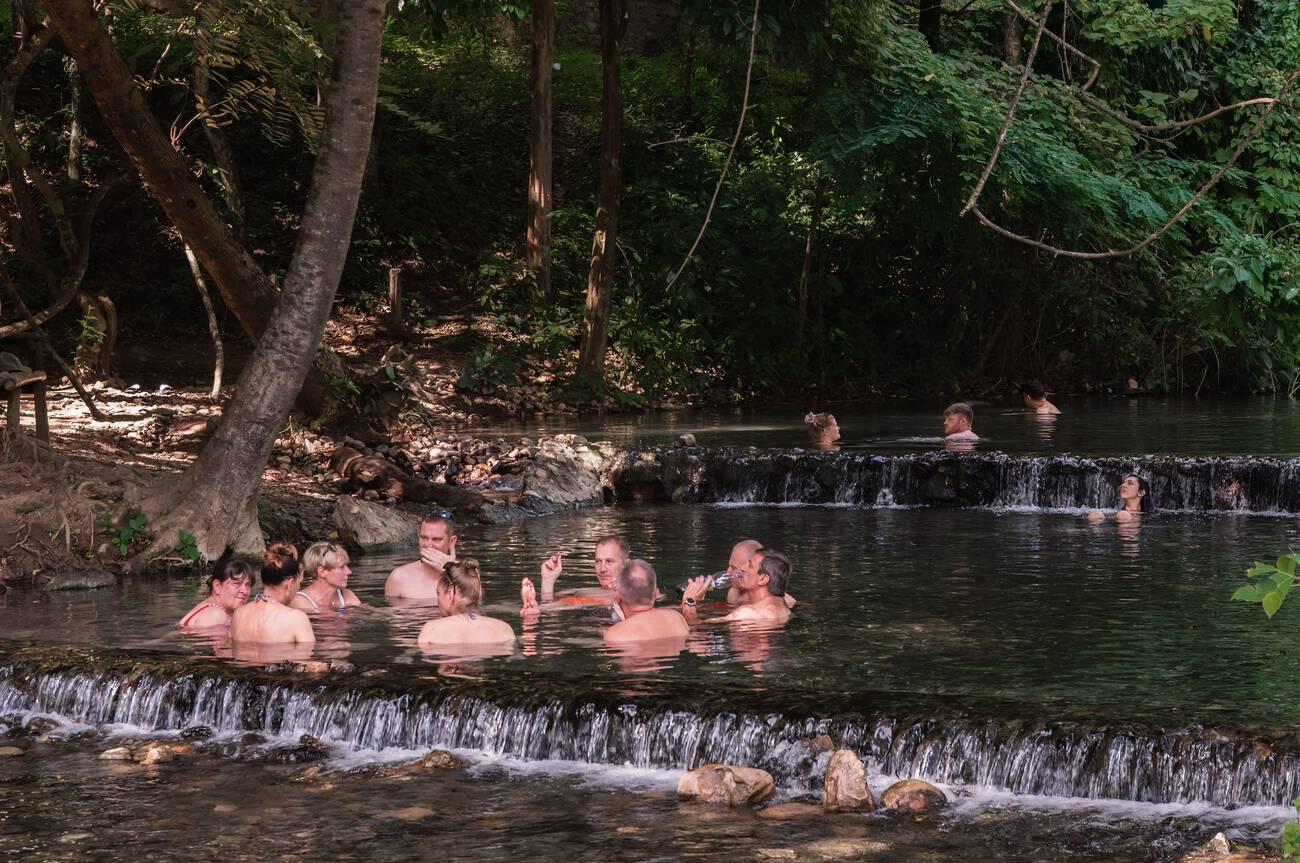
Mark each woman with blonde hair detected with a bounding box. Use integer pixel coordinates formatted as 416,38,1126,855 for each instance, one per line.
418,559,515,647
290,542,362,612
230,543,315,645
805,411,840,451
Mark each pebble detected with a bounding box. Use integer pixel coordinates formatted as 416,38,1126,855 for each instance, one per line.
0,745,24,757
389,806,435,822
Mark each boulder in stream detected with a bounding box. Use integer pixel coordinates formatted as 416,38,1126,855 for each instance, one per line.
677,764,776,806
98,746,134,761
43,571,115,591
0,745,24,757
331,496,418,550
418,749,464,770
823,749,874,811
880,779,947,813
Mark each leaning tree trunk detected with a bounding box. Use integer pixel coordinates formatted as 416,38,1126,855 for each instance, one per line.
576,0,623,381
526,0,555,304
919,0,942,51
128,0,386,563
1002,10,1023,66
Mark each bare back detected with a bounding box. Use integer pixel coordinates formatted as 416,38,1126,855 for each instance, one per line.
418,613,516,646
604,607,689,643
725,596,791,624
230,601,316,644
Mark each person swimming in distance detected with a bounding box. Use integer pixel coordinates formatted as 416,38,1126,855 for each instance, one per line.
385,509,457,601
1087,474,1153,523
604,560,689,644
418,560,516,647
291,542,362,612
178,558,254,629
805,411,841,451
682,549,793,625
1020,380,1061,415
942,402,979,443
521,534,629,611
230,543,315,645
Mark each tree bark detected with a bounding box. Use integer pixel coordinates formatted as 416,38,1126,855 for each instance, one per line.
43,0,277,343
576,0,624,382
130,0,387,563
385,266,404,337
1003,10,1023,66
919,0,942,51
192,15,246,242
185,244,224,401
526,0,555,304
796,176,827,348
66,57,83,182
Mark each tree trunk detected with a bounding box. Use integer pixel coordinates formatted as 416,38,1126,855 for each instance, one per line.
44,0,276,343
796,176,827,348
919,0,942,51
385,266,404,337
1002,10,1023,66
66,56,83,182
576,0,624,382
130,0,386,563
192,15,246,242
185,244,224,401
526,0,554,304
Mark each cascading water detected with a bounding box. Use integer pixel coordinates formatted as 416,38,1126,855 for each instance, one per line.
3,646,1298,809
613,449,1300,513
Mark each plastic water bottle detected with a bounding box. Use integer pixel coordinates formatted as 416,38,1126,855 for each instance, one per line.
673,570,731,597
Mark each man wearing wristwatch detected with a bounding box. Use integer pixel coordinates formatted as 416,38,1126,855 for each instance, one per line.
722,540,797,609
682,549,793,625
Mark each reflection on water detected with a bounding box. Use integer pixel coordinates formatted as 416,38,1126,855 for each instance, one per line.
465,397,1300,457
5,506,1299,728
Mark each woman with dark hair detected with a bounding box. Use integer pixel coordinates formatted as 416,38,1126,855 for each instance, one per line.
230,543,315,644
418,560,515,647
178,558,254,628
1088,474,1152,522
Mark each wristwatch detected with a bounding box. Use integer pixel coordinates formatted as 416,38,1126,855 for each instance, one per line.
682,597,697,608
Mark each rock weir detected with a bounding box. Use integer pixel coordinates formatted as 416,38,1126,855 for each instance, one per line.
3,644,1300,808
611,448,1300,513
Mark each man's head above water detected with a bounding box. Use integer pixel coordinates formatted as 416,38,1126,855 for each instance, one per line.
594,535,630,591
615,559,658,608
728,539,763,574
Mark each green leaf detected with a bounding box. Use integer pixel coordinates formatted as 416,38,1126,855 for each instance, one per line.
1233,584,1268,602
1263,589,1285,618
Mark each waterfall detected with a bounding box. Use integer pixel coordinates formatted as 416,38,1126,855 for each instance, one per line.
3,647,1297,807
613,449,1300,513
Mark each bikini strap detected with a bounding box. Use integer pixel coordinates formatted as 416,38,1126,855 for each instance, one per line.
295,590,320,609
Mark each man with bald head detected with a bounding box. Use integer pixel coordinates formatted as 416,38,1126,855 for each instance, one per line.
724,539,796,609
604,559,689,643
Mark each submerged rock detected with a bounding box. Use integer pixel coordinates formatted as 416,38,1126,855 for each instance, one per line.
389,806,435,822
823,749,874,811
135,744,174,765
98,746,134,761
331,495,418,550
0,745,24,757
758,803,824,820
24,717,57,735
677,764,776,806
880,779,946,813
43,571,115,591
418,749,464,770
180,725,213,740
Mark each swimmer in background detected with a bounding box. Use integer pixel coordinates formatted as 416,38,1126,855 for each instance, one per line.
385,510,457,601
418,560,516,647
943,402,979,445
178,558,254,629
805,411,841,451
290,542,362,612
1020,380,1061,415
1088,474,1153,523
520,534,628,612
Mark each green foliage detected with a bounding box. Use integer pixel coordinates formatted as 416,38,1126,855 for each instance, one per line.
175,530,201,564
1232,552,1300,618
99,514,149,557
457,345,521,394
1285,799,1300,863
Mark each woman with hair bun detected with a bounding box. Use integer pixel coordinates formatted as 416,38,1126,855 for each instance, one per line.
805,411,841,451
418,560,515,647
1088,474,1153,523
178,558,254,628
230,543,316,645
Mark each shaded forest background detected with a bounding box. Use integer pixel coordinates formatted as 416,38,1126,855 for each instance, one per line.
2,0,1298,406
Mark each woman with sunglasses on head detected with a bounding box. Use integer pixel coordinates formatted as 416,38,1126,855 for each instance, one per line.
418,559,515,647
290,542,362,612
230,543,316,645
178,558,255,629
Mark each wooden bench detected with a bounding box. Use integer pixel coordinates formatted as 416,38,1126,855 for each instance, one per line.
1,368,49,444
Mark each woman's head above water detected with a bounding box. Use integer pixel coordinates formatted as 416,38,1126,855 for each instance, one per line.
207,558,254,611
1119,474,1153,514
261,542,302,589
438,559,483,615
805,411,840,447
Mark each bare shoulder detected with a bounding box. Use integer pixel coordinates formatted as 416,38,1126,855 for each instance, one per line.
185,605,228,628
288,594,314,611
480,616,517,641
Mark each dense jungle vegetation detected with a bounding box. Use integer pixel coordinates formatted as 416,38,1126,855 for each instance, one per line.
2,0,1298,402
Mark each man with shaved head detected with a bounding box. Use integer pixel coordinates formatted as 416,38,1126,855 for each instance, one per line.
723,539,796,609
604,559,689,643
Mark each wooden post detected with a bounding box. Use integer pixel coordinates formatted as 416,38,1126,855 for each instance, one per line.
6,388,19,436
33,379,48,443
386,266,404,337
